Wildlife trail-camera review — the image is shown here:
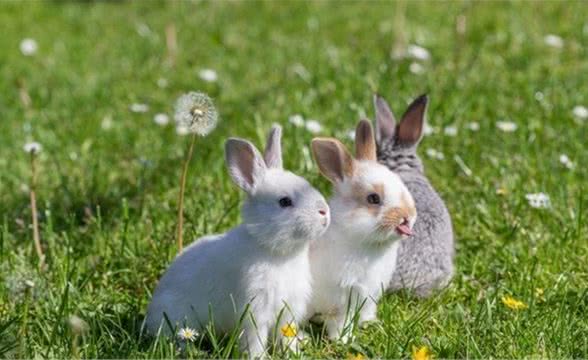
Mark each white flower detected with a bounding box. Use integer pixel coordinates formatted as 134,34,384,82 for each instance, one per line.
559,154,575,170
423,123,436,136
288,114,305,127
347,129,356,140
467,122,480,131
154,113,170,126
199,69,218,83
177,327,198,342
525,193,551,209
20,38,38,56
157,78,168,88
101,116,113,130
23,142,42,154
425,148,444,160
572,105,588,120
130,103,149,113
544,34,564,48
496,121,517,132
406,44,431,61
174,92,218,136
444,125,458,137
409,62,425,74
305,119,322,134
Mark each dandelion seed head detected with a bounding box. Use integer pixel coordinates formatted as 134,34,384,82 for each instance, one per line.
174,92,218,136
23,142,42,154
20,38,38,56
177,327,198,342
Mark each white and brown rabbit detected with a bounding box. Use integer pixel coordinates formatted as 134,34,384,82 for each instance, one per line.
309,120,416,342
144,125,330,357
373,94,454,297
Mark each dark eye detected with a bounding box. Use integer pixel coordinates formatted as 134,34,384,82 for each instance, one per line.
279,197,293,208
366,193,381,205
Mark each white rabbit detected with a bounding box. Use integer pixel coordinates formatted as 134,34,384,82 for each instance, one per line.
144,125,330,357
308,119,416,342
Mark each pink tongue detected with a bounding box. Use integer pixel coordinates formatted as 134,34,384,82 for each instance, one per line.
396,224,413,236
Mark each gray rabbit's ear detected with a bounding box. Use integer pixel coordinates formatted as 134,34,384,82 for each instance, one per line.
263,124,283,169
225,138,267,194
397,94,428,146
311,137,355,183
354,119,377,161
374,94,396,144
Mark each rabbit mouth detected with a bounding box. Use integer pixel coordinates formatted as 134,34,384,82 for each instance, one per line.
395,219,413,236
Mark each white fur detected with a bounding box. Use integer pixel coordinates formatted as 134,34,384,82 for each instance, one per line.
144,128,329,357
309,160,416,342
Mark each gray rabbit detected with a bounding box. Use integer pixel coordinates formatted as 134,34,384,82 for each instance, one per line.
372,94,454,297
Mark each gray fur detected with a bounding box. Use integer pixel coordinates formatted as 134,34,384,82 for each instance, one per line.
374,94,454,297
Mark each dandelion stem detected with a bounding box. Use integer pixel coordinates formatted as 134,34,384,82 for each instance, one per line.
176,133,197,252
29,151,44,270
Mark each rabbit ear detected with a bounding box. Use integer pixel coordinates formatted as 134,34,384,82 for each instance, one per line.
311,137,354,183
263,124,283,169
225,138,267,194
397,94,428,146
355,119,377,161
374,94,396,144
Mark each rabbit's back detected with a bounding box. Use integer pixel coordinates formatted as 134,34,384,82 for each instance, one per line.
144,228,250,335
390,172,454,296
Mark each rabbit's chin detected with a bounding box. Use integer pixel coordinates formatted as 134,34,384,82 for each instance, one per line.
244,221,327,256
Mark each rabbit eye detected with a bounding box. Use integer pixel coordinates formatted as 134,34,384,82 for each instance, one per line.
278,197,293,208
366,193,381,205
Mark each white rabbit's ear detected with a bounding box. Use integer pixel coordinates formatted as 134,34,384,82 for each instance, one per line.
355,119,377,161
225,138,267,194
263,124,283,169
374,94,396,144
311,137,354,183
397,94,428,146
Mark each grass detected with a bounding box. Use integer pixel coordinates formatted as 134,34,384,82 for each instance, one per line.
1,1,587,358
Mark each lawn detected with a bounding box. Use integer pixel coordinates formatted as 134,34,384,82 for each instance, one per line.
1,1,587,358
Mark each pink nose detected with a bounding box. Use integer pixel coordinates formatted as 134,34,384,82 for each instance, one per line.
319,209,327,216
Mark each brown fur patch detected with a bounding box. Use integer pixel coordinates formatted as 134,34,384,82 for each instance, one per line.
349,182,385,216
355,120,377,161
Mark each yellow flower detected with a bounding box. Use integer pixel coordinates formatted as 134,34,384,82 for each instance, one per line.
347,352,366,360
280,323,297,338
412,346,432,360
496,187,507,195
501,295,528,310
